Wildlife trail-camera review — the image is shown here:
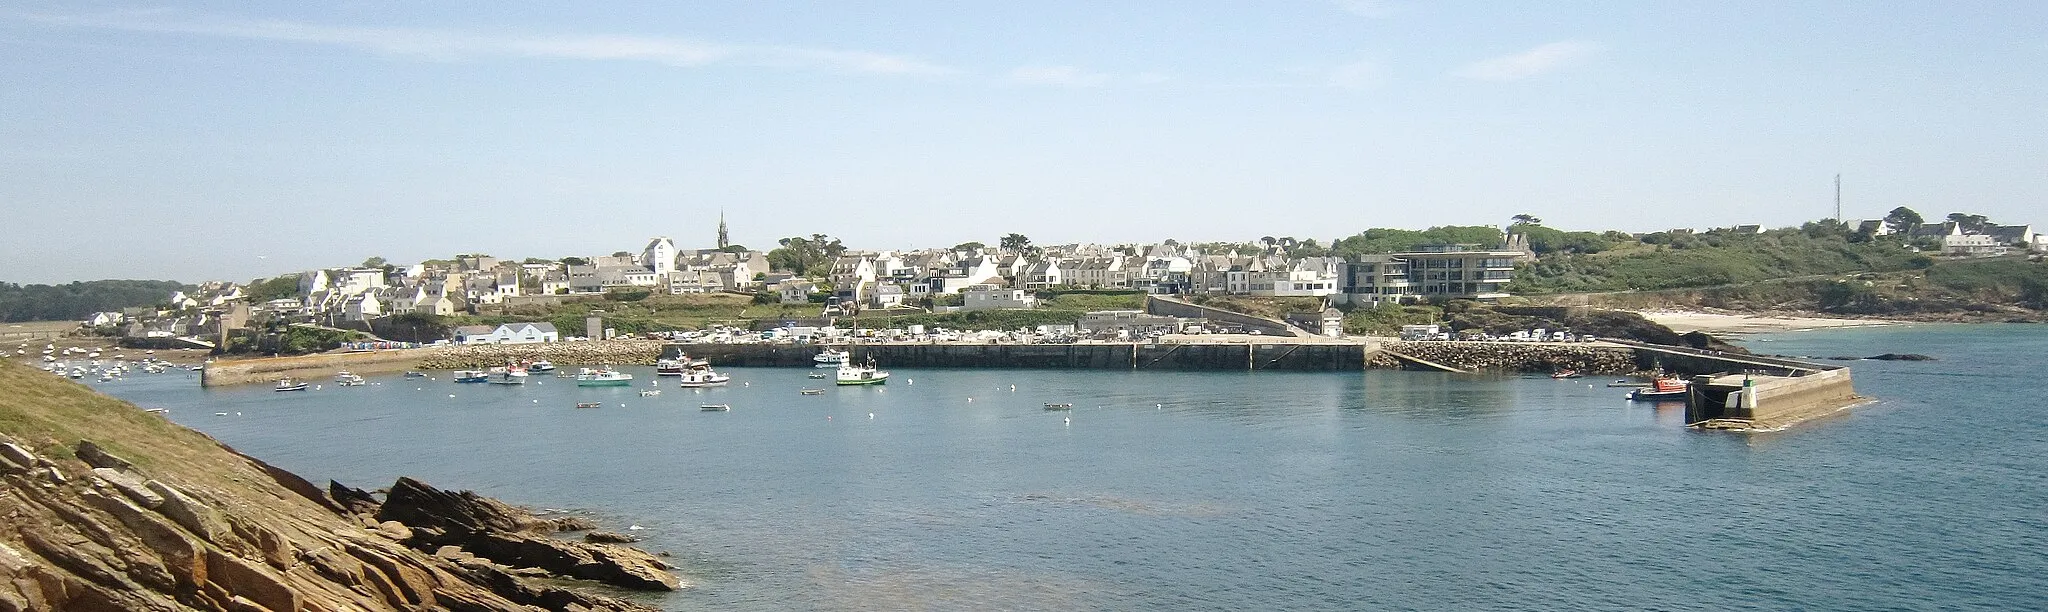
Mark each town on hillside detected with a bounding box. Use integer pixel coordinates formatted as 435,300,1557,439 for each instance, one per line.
61,212,2048,352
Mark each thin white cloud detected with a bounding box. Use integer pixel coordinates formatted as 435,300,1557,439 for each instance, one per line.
1007,65,1110,87
15,11,953,75
1332,0,1395,18
1325,57,1383,90
1455,40,1601,81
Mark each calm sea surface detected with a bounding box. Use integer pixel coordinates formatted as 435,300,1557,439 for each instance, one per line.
93,325,2048,610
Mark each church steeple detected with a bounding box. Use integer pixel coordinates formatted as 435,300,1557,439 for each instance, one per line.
716,211,730,249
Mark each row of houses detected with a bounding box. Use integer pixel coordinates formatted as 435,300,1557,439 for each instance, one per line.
796,240,1529,311
1853,219,2046,257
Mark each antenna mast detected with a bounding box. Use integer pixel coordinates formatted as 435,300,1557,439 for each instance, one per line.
1834,173,1842,222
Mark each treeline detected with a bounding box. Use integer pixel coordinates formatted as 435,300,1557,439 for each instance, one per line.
0,280,189,323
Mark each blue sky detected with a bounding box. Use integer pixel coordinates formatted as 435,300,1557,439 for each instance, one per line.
3,1,2044,283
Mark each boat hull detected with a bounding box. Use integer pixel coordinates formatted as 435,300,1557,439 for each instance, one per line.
577,379,633,387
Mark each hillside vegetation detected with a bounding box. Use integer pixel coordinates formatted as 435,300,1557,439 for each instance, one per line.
1509,224,1931,294
0,279,188,322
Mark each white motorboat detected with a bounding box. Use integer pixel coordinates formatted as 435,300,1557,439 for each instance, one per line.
814,348,850,367
676,370,732,388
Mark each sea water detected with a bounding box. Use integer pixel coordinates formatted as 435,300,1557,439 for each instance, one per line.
92,326,2048,610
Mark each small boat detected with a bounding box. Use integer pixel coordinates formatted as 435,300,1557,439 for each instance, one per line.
1550,369,1582,379
335,371,367,386
835,360,889,386
699,404,731,411
799,388,824,395
807,372,827,379
488,371,526,385
676,370,732,388
814,348,850,367
1043,402,1073,411
575,367,634,387
143,408,169,414
575,402,603,409
1628,378,1690,401
404,371,427,378
274,378,309,392
1606,379,1651,388
528,360,556,373
639,389,661,397
655,359,687,376
452,370,490,383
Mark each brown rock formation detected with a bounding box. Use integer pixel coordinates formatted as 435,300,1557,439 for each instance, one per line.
0,358,666,611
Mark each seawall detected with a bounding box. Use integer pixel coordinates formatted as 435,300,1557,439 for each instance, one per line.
200,348,448,387
664,342,1380,371
200,340,673,387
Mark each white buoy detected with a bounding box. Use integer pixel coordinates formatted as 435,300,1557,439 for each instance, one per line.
1157,403,1163,409
448,394,455,398
235,412,241,416
868,412,874,420
1064,417,1070,426
533,399,539,403
1010,384,1016,391
907,379,913,385
966,397,972,402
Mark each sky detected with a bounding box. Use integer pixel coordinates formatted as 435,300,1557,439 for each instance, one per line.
2,1,2044,284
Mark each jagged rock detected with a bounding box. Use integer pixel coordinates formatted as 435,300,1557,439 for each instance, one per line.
377,477,549,540
91,467,163,508
330,480,382,516
145,480,228,542
550,516,599,532
466,532,681,591
0,443,36,474
206,549,299,612
584,530,638,544
1867,353,1936,361
374,521,414,541
78,489,206,588
72,441,134,471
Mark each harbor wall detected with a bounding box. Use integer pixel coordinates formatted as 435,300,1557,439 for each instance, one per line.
663,342,1377,371
1374,341,1638,374
1688,368,1862,430
1144,296,1302,337
200,348,447,387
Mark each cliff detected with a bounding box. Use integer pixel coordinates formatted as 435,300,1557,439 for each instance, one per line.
0,359,677,611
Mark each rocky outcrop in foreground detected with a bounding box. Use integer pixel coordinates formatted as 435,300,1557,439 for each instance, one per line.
0,359,675,611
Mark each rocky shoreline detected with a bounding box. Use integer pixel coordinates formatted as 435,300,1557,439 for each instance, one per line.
415,340,669,370
0,359,681,611
1372,341,1641,374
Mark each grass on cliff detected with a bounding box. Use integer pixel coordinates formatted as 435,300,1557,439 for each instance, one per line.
1509,226,1931,294
0,360,232,475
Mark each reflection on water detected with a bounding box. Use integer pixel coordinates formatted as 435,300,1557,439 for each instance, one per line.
87,328,2048,610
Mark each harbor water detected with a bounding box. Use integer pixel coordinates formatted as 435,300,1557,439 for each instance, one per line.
92,325,2048,610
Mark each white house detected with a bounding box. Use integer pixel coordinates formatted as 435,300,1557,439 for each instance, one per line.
1023,259,1065,289
1942,234,2004,257
781,281,818,305
454,322,559,345
962,284,1037,310
871,283,906,308
642,237,678,275
342,292,383,322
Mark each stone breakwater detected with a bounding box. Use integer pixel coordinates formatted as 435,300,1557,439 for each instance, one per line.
415,340,668,370
1372,341,1641,374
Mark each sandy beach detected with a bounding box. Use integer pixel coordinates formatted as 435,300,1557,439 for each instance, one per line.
1635,310,1903,335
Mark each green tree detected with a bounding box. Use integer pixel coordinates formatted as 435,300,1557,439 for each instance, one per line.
1000,233,1032,253
953,241,985,252
1945,212,1990,233
1511,213,1542,226
560,256,588,266
244,275,300,303
1884,206,1924,234
717,244,749,253
768,234,843,276
361,256,387,268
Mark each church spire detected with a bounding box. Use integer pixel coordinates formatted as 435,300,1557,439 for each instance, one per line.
716,211,730,249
